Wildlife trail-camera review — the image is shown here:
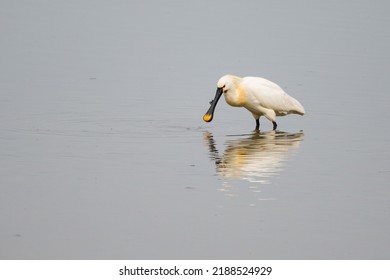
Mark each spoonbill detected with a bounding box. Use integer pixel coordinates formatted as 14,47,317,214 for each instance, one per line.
203,75,305,130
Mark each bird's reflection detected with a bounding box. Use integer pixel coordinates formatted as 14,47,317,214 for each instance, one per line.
204,130,304,185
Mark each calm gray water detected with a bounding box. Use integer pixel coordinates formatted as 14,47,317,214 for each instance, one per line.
1,0,389,259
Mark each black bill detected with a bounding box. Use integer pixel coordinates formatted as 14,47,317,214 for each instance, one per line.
203,87,223,122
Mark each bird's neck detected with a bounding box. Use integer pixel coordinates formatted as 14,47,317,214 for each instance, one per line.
224,86,247,107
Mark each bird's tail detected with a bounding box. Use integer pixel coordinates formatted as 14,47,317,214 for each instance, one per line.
291,98,305,115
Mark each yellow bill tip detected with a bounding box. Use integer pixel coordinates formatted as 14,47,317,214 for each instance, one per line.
203,114,213,122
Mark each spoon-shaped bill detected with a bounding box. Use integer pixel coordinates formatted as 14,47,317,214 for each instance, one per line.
203,87,223,122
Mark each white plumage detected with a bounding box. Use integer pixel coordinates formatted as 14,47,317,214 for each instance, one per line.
204,74,305,130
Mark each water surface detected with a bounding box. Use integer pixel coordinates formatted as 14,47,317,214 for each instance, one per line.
1,0,389,259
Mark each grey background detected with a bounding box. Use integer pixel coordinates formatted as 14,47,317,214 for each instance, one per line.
1,0,389,259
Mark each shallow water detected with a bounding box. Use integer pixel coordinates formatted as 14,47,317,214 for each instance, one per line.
1,0,390,259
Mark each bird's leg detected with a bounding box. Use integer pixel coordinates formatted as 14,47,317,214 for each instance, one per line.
272,121,277,130
255,119,260,131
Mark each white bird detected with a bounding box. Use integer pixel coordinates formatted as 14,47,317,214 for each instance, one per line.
203,75,305,130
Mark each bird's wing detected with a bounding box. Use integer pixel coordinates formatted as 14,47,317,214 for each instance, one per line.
244,77,304,114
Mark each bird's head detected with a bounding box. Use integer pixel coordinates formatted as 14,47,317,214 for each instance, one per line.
217,74,238,94
203,75,240,122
